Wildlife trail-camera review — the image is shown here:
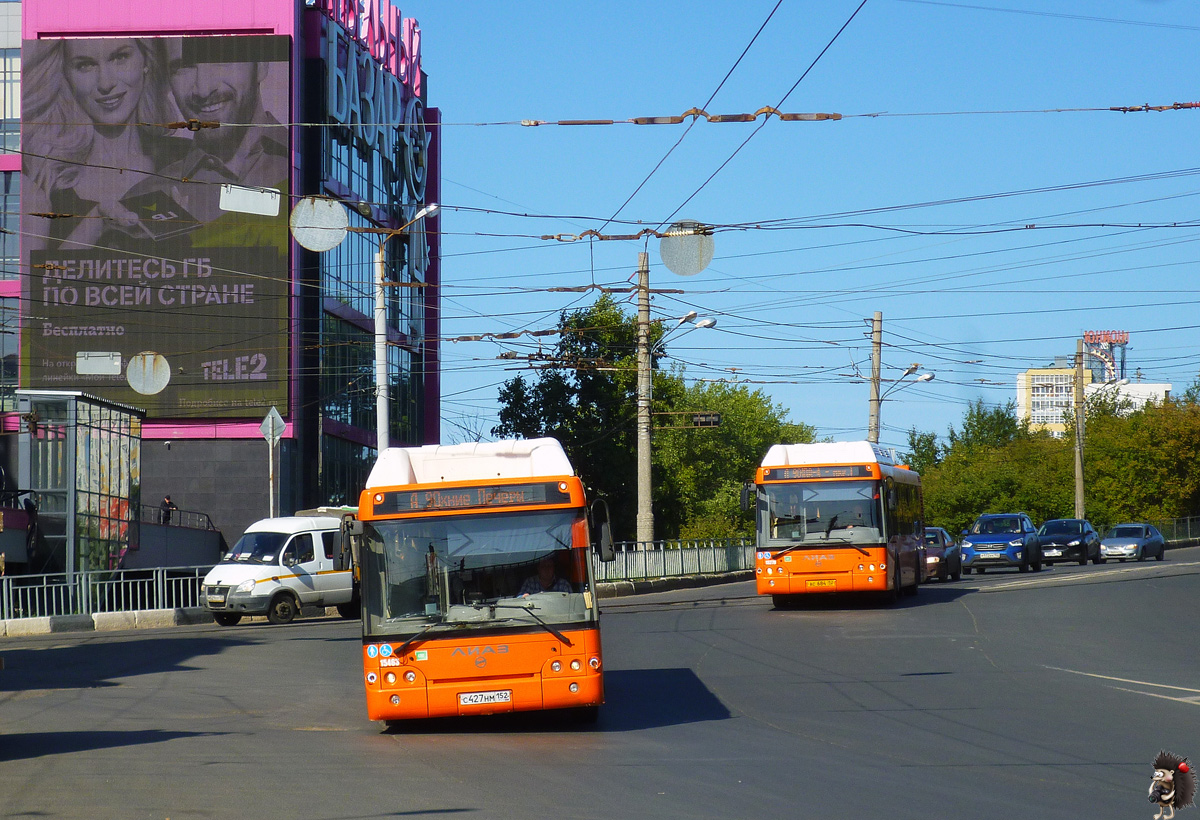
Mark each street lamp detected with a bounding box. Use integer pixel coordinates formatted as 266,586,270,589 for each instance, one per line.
291,198,438,452
868,364,934,443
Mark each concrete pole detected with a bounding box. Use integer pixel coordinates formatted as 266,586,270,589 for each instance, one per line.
375,240,389,454
636,252,654,548
1075,337,1085,518
867,311,882,443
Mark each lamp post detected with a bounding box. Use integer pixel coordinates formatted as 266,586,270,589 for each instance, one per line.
291,198,438,452
634,262,716,547
868,363,934,443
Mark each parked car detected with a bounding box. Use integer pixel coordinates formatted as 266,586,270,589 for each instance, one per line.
960,513,1042,574
1101,523,1166,562
1037,518,1103,566
923,527,962,581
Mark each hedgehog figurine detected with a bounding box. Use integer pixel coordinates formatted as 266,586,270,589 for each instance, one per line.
1150,751,1196,820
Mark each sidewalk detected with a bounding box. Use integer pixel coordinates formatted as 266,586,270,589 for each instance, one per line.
0,571,754,637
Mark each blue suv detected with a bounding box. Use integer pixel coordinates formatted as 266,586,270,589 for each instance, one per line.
960,513,1042,574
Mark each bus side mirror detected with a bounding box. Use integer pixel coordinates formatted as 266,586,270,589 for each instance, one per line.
589,499,616,562
740,482,752,512
340,515,363,571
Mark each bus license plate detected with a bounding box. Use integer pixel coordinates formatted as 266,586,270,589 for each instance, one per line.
459,690,512,706
806,579,836,589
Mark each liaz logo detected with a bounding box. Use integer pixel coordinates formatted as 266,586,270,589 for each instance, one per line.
451,645,509,657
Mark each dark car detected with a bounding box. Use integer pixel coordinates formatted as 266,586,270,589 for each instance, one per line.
960,513,1042,574
923,527,962,581
1037,518,1102,566
1100,523,1166,562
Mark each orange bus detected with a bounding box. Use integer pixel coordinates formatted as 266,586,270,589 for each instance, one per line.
746,441,923,606
350,438,614,724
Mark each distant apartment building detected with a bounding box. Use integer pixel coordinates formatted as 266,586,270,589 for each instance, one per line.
1017,355,1171,437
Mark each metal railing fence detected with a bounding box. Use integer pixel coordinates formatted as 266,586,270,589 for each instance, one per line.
1148,516,1200,547
0,566,210,621
597,538,754,582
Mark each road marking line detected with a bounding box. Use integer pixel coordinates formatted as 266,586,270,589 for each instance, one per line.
1046,665,1200,693
983,561,1200,591
1110,687,1200,707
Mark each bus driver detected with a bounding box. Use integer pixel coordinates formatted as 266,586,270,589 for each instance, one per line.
520,555,571,595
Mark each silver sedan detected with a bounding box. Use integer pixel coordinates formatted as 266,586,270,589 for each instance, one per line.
1100,523,1166,562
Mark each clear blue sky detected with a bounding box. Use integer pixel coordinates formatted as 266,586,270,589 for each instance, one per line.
415,0,1200,451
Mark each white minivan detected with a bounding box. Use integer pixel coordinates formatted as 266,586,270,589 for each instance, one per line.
202,512,358,626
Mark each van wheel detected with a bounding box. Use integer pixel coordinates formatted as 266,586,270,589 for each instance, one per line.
336,600,361,620
267,594,298,625
213,613,242,626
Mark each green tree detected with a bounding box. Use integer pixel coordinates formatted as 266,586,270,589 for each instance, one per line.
493,295,646,539
493,296,813,541
947,399,1024,450
653,376,814,539
903,427,941,477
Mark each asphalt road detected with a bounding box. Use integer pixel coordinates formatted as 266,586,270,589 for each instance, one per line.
3,548,1200,820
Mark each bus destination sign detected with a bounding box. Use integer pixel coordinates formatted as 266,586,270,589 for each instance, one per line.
379,482,572,514
764,465,871,480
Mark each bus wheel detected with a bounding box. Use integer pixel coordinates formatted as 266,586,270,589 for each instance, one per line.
903,566,919,596
267,593,298,625
771,594,794,609
213,613,241,627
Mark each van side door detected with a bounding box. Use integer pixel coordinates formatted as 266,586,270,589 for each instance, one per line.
281,533,320,604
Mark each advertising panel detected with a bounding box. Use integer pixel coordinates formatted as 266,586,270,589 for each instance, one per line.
20,34,291,418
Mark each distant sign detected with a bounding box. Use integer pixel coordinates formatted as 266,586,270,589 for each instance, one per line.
691,412,721,428
260,406,285,446
1084,331,1129,345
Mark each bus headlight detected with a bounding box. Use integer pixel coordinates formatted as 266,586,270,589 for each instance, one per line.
570,660,581,671
404,671,416,683
384,672,396,684
390,695,400,705
589,657,601,669
569,683,579,693
551,661,562,672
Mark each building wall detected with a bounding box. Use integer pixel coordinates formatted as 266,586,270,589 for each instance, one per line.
12,0,439,555
140,437,300,546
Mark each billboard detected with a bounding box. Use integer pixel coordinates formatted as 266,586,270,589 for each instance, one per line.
20,35,291,418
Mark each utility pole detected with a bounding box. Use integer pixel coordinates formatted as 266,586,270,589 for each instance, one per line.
867,311,882,444
1074,337,1085,518
636,252,654,547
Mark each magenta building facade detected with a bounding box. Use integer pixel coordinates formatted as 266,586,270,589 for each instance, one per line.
15,0,441,543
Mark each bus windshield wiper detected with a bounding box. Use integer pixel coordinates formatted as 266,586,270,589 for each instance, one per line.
492,601,574,647
396,618,458,655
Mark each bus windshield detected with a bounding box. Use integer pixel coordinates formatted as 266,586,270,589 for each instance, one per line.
759,480,880,547
361,508,595,639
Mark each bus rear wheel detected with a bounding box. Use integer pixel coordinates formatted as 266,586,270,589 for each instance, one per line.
772,594,794,609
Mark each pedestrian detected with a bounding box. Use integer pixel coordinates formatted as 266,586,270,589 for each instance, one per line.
160,494,179,525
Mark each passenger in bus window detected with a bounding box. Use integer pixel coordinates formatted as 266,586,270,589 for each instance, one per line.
520,555,572,595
